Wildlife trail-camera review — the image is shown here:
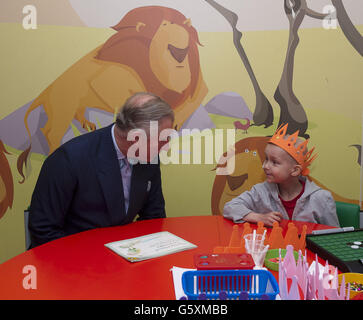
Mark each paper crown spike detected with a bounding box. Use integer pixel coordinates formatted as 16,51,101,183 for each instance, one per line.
268,123,317,176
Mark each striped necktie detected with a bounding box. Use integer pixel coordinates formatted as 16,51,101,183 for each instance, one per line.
119,157,132,213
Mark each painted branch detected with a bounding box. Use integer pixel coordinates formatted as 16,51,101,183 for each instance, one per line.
204,0,273,128
331,0,363,56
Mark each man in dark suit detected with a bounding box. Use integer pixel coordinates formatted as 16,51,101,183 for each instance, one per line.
29,92,174,247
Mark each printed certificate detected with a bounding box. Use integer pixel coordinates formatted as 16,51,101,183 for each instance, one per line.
105,231,197,262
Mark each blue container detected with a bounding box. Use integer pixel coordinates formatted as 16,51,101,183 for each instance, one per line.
182,269,279,300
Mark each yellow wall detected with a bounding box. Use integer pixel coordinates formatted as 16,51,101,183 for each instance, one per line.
0,23,362,263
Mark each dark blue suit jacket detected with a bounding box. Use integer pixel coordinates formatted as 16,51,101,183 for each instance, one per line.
29,124,166,247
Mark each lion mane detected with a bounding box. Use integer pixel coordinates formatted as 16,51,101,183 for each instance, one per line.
96,6,202,108
0,140,14,219
211,136,269,215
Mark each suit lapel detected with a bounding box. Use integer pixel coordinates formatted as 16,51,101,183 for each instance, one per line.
93,125,126,224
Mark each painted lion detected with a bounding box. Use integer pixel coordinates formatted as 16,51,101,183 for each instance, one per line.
0,140,13,219
17,6,208,182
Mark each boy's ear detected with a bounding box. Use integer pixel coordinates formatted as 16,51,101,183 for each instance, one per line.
291,164,302,177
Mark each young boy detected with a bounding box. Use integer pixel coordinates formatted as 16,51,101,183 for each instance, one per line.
223,124,340,227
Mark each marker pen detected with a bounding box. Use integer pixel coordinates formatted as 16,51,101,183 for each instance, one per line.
311,226,354,235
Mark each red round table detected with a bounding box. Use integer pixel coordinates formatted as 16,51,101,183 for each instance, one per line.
0,216,333,300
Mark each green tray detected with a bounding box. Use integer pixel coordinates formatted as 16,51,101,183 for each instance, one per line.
264,249,298,271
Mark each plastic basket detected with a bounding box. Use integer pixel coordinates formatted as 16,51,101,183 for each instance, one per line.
338,273,363,299
182,269,279,300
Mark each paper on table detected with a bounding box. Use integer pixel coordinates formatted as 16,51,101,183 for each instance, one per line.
170,266,196,300
105,231,197,262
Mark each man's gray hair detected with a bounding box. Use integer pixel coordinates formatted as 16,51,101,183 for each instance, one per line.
116,92,174,133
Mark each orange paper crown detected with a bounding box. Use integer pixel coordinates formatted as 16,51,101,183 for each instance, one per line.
268,124,317,176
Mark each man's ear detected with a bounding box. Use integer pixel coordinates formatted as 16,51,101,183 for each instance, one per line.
291,164,302,177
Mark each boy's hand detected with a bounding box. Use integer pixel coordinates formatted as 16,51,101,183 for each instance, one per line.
243,211,283,227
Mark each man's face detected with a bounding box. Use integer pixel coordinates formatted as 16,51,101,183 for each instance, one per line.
147,117,174,162
126,118,174,164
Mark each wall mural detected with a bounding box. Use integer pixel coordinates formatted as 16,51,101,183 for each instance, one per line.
204,0,363,213
0,1,362,260
0,141,13,219
14,6,208,182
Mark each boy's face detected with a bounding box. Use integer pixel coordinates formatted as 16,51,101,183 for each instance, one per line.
262,143,299,184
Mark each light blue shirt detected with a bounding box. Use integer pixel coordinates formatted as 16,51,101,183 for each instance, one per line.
111,124,133,214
